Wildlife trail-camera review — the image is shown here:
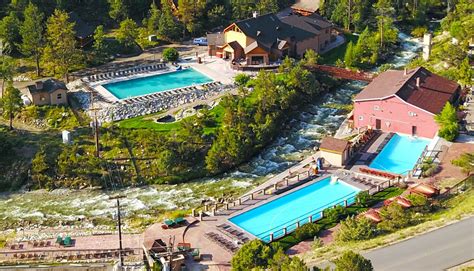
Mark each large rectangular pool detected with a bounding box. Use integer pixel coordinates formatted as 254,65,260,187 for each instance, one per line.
229,177,360,242
370,133,430,175
102,68,213,99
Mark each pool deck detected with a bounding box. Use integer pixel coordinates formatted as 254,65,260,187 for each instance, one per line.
349,132,392,171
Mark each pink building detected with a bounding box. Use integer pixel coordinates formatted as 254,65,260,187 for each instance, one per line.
353,67,460,139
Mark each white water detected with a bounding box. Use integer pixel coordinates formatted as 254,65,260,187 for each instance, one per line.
0,32,423,228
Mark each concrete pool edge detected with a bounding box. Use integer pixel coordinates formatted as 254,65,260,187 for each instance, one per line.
226,174,361,241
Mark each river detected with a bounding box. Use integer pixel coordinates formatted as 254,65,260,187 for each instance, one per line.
0,32,423,234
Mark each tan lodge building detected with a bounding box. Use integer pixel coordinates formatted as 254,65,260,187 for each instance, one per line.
26,79,69,106
208,12,333,66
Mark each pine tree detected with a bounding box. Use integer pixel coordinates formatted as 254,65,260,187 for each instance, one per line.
116,18,139,51
434,102,459,141
1,81,22,130
0,12,21,53
93,25,108,61
145,2,161,33
19,2,44,77
32,147,49,189
158,0,182,41
42,9,82,82
257,0,278,14
108,0,128,22
458,57,472,87
344,41,355,68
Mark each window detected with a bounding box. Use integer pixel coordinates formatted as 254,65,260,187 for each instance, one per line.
408,111,417,117
358,116,364,121
373,105,380,111
57,93,62,100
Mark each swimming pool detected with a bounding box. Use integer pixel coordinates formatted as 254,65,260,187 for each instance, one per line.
370,134,430,175
102,68,213,99
229,177,360,242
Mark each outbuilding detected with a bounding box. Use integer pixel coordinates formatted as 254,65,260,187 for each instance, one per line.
319,137,351,167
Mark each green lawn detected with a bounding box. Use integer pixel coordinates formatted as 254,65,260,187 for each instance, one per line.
117,104,225,134
319,33,359,65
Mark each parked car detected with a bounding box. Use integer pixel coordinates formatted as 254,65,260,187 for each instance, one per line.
193,37,208,46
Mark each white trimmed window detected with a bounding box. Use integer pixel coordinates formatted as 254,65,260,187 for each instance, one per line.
358,116,364,121
408,111,417,117
57,93,62,100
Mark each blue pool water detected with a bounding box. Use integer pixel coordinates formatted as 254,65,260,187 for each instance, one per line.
229,177,360,242
370,134,430,175
102,68,213,99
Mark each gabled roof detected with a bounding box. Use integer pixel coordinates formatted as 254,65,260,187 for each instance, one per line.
68,12,95,39
320,137,350,153
354,67,460,114
27,79,67,95
229,12,332,53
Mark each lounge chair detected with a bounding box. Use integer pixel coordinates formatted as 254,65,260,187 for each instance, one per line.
56,236,63,245
174,217,185,224
63,236,73,247
163,219,175,227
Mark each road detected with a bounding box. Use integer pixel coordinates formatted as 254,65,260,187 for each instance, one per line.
363,217,474,271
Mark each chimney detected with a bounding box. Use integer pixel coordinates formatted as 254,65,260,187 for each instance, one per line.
404,68,407,76
35,81,43,90
416,77,420,88
252,11,258,18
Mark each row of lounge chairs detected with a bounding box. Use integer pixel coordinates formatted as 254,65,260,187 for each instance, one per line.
87,64,167,82
122,82,221,104
204,232,239,253
12,249,133,261
217,223,250,243
351,177,378,189
201,81,223,88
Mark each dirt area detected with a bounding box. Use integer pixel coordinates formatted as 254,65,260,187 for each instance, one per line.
429,142,474,188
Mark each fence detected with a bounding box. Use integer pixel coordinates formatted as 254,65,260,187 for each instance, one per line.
258,193,359,243
438,175,474,199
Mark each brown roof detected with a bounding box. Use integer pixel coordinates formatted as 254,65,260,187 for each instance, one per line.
291,0,321,13
354,67,460,114
319,137,349,153
206,32,225,46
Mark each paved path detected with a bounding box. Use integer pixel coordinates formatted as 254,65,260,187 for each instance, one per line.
363,217,474,271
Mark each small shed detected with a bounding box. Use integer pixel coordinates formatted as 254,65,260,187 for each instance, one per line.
319,137,351,167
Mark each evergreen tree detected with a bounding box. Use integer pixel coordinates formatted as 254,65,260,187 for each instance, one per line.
1,81,22,130
158,0,182,41
108,0,128,22
458,57,472,87
42,9,82,82
0,56,15,97
374,0,394,48
32,147,49,189
0,12,20,53
116,18,139,51
344,41,355,68
93,25,108,61
334,251,374,271
434,102,459,141
19,2,44,77
257,0,278,15
208,5,227,28
145,1,161,33
177,0,205,37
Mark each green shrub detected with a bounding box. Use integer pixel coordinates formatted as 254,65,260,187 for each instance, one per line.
334,251,374,271
162,47,179,62
324,205,349,222
411,26,427,38
231,240,272,271
377,203,412,232
335,216,376,242
234,73,251,86
295,222,321,241
356,191,373,207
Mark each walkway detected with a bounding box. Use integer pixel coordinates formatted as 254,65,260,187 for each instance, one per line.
364,217,474,271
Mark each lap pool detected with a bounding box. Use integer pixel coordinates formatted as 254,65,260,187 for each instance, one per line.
370,133,430,175
229,177,360,242
102,68,213,99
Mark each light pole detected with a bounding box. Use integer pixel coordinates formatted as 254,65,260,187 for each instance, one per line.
110,195,126,268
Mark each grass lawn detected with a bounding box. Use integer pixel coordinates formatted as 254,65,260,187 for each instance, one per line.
276,187,404,250
303,182,474,264
319,33,359,65
117,104,225,134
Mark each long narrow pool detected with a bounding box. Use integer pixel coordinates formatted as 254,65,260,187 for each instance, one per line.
229,177,360,242
102,68,213,99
